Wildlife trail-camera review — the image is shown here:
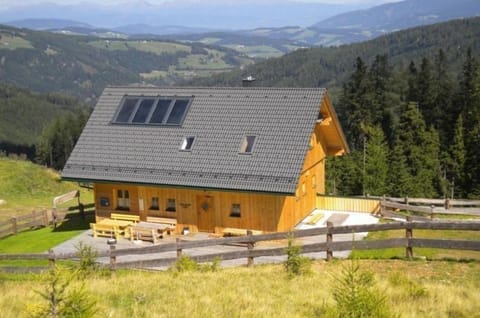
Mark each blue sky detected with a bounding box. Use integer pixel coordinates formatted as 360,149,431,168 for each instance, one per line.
0,0,400,9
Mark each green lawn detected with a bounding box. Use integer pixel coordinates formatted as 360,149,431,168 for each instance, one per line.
0,213,93,253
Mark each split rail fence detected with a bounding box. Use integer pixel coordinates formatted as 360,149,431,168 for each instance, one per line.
1,220,479,273
0,204,94,239
378,196,480,220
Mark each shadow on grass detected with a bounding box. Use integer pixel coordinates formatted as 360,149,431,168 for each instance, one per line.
52,210,95,232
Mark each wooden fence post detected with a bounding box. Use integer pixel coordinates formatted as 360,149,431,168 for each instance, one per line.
109,245,116,272
430,205,435,220
445,198,451,210
326,221,333,261
43,209,49,227
247,230,254,268
405,216,413,259
405,196,409,205
380,195,386,217
48,249,56,268
11,217,17,235
176,238,182,258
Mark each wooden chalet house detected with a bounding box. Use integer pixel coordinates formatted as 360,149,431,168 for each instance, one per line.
62,87,348,234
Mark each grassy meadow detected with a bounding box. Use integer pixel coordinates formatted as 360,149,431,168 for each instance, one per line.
0,260,479,317
0,157,93,220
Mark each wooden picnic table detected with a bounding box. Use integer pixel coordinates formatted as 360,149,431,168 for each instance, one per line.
130,221,172,243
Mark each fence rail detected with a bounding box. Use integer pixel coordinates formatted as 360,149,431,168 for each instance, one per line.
376,196,480,219
1,220,479,273
0,204,94,239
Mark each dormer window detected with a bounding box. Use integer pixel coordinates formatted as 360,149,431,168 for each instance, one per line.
113,96,192,126
180,136,195,151
240,135,256,154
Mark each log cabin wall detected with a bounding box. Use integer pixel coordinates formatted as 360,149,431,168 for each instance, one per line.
94,183,288,233
276,123,327,232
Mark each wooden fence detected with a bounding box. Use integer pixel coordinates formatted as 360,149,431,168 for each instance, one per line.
0,203,94,239
378,196,480,219
1,220,479,273
316,195,480,217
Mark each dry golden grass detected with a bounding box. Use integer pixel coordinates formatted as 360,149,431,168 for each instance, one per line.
0,260,479,318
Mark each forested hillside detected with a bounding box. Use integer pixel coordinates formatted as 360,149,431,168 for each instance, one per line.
0,83,89,166
326,48,480,199
0,25,253,102
193,17,480,98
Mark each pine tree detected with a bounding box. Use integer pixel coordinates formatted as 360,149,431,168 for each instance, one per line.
363,125,389,196
417,57,437,128
407,61,420,103
459,48,480,198
448,114,466,198
391,102,441,197
388,138,414,197
433,49,454,144
338,57,370,151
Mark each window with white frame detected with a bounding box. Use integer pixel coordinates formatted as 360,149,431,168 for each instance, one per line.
116,189,130,210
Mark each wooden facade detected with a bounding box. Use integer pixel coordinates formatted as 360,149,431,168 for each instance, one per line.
92,96,347,233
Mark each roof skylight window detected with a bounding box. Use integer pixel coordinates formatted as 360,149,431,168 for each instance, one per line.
180,136,195,151
132,99,155,123
113,96,192,126
115,98,139,123
240,135,256,154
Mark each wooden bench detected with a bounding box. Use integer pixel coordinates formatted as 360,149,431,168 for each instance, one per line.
111,213,140,223
221,227,263,237
90,223,122,239
146,216,177,234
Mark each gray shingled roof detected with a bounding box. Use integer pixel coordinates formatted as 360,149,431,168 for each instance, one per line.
62,87,326,194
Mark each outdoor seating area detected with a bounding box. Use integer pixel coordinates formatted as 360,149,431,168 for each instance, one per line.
90,213,176,243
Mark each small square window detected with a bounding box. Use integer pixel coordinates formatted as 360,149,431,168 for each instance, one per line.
240,135,256,154
150,197,159,210
230,203,241,217
166,198,176,212
180,136,195,151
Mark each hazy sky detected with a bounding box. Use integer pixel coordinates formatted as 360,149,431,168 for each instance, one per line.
0,0,401,8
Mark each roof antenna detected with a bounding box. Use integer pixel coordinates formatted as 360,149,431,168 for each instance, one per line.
242,75,256,87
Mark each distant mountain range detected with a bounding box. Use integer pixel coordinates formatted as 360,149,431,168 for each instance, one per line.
4,0,480,49
1,1,367,30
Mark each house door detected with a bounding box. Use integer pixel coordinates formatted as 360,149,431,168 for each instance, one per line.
196,195,215,232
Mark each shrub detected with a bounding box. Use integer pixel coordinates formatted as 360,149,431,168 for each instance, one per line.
173,255,222,273
320,260,392,318
284,234,312,277
73,242,99,277
25,267,97,318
